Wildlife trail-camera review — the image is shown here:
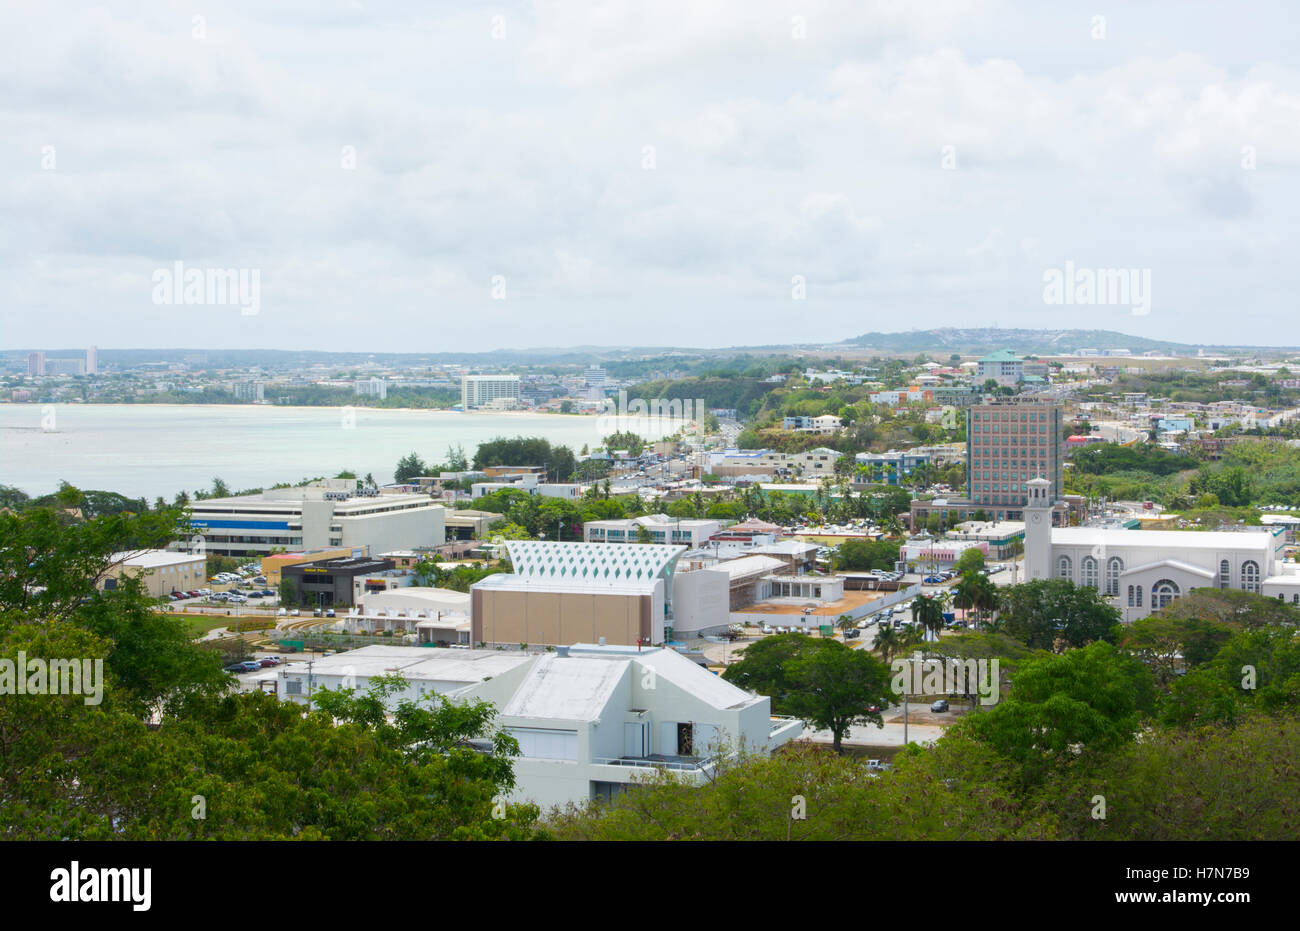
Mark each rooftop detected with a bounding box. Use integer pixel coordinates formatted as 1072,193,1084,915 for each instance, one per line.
113,549,205,569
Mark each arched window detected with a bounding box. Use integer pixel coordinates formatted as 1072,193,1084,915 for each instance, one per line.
1127,585,1135,606
1219,559,1231,590
1151,579,1180,611
1106,557,1123,597
1057,555,1072,581
1081,556,1098,589
1135,585,1143,608
1241,561,1260,593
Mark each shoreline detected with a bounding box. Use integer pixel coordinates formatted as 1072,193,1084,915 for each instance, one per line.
4,401,603,416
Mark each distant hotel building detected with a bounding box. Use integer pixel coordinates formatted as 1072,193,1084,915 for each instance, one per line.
355,377,388,400
85,346,97,375
27,352,44,376
232,380,265,401
462,374,521,410
584,365,607,400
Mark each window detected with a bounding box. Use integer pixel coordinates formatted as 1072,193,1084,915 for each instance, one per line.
1057,555,1072,580
1126,585,1135,607
1219,559,1231,590
1106,557,1123,596
1242,561,1260,593
285,680,302,695
1081,556,1098,589
1152,579,1180,611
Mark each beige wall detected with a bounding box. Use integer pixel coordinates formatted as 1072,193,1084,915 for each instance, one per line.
101,555,206,598
472,589,651,646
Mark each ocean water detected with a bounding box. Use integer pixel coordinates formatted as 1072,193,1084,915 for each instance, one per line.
0,404,686,500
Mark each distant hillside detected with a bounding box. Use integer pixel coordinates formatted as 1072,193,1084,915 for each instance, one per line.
838,328,1288,356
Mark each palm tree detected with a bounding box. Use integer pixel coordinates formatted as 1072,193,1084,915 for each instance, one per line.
874,624,901,663
951,573,976,621
836,614,856,632
912,593,947,641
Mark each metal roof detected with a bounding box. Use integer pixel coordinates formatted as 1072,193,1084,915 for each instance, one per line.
504,540,685,585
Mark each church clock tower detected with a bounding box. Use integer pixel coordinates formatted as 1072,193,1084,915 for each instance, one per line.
1023,476,1053,581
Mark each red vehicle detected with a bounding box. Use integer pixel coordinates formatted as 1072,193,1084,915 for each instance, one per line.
1143,501,1154,510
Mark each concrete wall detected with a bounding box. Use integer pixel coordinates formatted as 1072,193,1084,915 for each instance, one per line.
339,504,445,554
671,567,731,636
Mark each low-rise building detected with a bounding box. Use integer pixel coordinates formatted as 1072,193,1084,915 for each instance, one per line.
584,515,721,548
272,643,801,809
100,549,207,598
281,556,397,608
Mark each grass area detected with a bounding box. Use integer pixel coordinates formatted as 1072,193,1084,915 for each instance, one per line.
186,616,235,637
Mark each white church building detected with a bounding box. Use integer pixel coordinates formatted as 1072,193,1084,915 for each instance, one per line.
1022,478,1298,621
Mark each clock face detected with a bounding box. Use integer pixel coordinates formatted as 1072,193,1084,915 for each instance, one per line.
1031,513,1043,524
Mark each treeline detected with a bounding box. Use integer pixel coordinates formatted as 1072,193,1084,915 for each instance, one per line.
1070,442,1192,476
0,500,541,839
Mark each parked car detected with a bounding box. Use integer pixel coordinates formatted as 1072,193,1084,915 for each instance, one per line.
277,608,287,617
258,657,281,668
253,576,267,584
290,609,300,616
313,608,323,617
325,609,336,618
930,699,950,713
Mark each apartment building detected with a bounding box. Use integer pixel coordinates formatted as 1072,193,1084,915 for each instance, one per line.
584,515,721,548
855,449,931,484
461,374,521,410
782,415,842,435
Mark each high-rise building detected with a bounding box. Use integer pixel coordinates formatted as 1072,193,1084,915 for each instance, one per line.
584,364,607,401
232,381,265,402
85,346,98,375
461,374,521,410
354,377,387,400
909,397,1076,528
966,397,1064,517
27,352,45,376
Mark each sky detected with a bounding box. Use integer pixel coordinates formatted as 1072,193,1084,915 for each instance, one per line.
2,1,1298,352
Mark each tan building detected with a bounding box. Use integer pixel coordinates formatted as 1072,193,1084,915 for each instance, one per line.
471,580,659,647
100,550,207,598
469,540,684,647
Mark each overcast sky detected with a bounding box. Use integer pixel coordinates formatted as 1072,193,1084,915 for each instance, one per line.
3,1,1298,352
